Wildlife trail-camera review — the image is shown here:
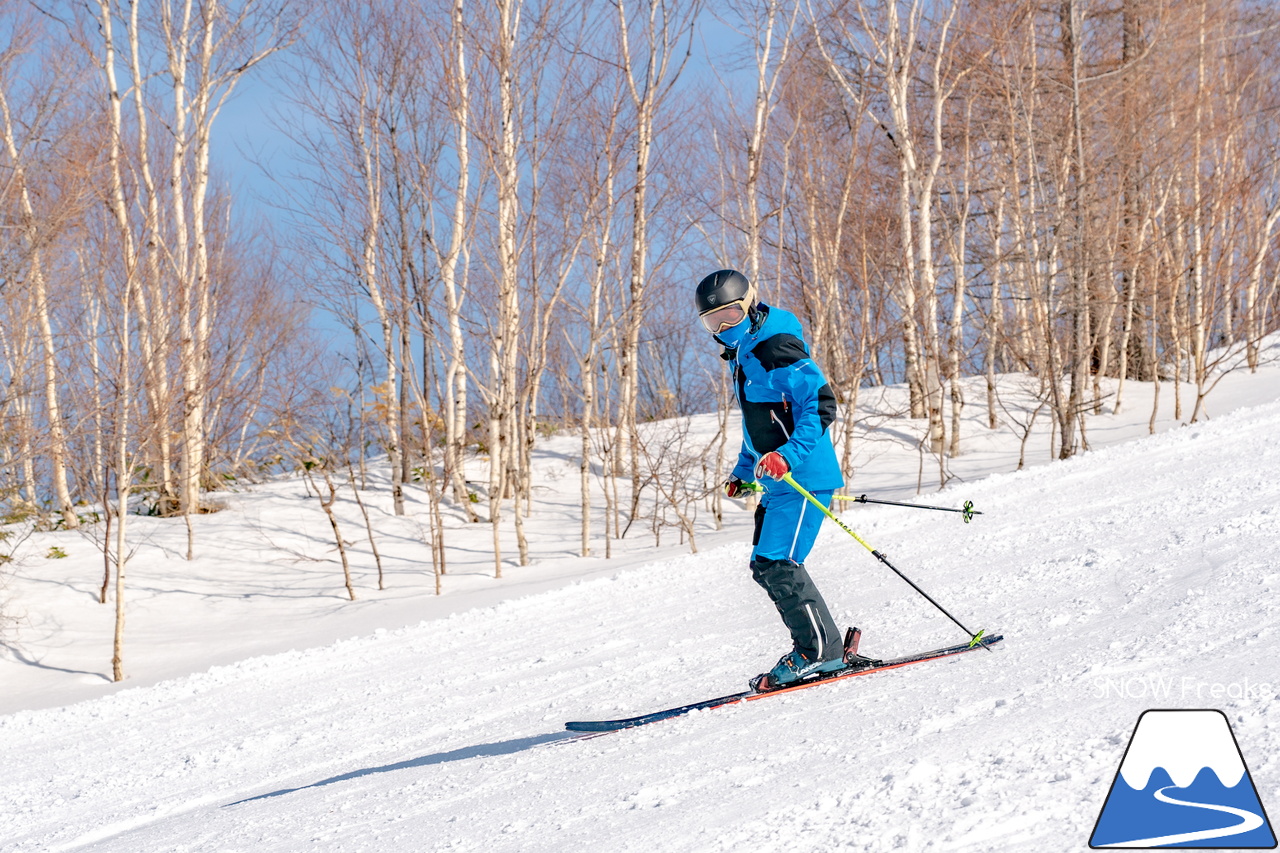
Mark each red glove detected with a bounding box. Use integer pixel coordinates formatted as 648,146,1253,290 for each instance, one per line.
724,476,750,498
754,451,790,481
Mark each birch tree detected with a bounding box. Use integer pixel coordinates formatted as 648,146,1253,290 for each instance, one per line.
613,0,700,522
0,11,79,528
90,0,148,682
430,0,476,516
0,147,72,529
84,0,295,555
724,0,799,284
473,0,524,577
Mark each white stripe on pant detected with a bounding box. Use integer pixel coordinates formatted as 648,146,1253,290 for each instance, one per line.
805,603,823,660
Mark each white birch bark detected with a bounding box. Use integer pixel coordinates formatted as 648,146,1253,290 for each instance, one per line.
124,0,176,506
945,137,971,459
1186,0,1208,422
92,0,144,683
0,93,77,528
155,0,294,554
1243,202,1280,371
486,0,523,578
439,0,475,518
741,0,798,283
811,0,965,443
614,0,697,522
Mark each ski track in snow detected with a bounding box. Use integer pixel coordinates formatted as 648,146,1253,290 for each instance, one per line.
4,372,1280,851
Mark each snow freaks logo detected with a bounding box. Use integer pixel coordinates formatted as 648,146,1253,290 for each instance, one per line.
1090,709,1277,849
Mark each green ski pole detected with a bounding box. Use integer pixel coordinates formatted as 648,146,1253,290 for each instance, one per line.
781,473,990,650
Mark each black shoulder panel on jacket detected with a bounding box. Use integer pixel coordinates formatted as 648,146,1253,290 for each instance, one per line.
752,333,810,371
817,383,838,432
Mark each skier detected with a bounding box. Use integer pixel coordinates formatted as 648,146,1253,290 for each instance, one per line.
696,269,849,690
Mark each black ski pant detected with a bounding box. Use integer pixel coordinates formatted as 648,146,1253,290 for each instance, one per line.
751,502,841,662
749,556,842,663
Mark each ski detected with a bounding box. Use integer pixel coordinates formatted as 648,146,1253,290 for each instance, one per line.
564,631,1003,733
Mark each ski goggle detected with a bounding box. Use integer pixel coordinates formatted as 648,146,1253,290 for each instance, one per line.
699,300,749,333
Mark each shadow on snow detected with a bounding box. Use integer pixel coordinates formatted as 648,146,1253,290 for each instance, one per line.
223,730,576,807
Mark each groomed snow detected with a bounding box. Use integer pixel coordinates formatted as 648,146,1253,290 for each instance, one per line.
3,355,1280,852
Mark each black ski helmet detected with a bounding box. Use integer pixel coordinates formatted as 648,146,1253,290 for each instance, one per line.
695,269,756,316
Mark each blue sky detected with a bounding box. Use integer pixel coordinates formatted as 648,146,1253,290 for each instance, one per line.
209,5,755,230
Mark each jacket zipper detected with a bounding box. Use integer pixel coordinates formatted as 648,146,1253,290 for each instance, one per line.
770,409,792,440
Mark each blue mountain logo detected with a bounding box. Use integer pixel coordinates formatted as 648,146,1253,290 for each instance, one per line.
1091,709,1276,848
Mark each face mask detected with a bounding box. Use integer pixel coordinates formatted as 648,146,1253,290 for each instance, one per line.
713,318,751,350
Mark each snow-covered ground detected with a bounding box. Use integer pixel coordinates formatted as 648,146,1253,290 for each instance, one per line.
3,352,1280,852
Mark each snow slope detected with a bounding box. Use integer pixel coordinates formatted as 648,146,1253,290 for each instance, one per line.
3,363,1280,851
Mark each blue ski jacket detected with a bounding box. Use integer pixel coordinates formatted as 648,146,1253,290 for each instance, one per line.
723,303,844,493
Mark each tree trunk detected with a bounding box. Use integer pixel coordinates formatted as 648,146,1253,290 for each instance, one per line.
489,0,522,577
441,0,476,518
0,102,77,528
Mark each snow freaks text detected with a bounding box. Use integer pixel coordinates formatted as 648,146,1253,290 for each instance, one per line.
1093,676,1277,701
